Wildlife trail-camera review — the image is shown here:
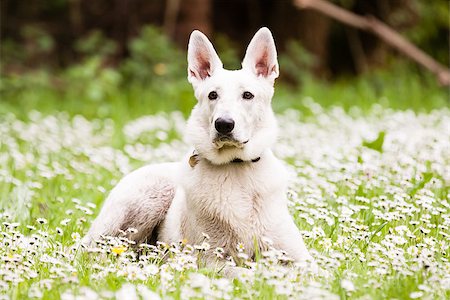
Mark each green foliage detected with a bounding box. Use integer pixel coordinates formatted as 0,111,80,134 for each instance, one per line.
74,30,117,58
58,31,122,103
278,40,316,86
64,57,122,102
213,34,241,70
20,25,55,53
273,62,448,114
0,70,51,94
363,131,385,152
122,26,186,85
407,0,449,65
0,25,55,71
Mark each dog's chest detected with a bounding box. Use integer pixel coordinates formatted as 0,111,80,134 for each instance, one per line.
182,162,280,252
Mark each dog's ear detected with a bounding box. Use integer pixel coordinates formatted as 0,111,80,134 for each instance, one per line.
242,27,279,82
187,30,223,83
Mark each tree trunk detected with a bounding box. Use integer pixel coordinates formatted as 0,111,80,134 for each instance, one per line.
174,0,212,47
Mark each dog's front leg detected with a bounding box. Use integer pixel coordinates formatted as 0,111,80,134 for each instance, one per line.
270,211,318,272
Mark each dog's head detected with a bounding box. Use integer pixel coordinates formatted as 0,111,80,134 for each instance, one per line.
185,27,279,165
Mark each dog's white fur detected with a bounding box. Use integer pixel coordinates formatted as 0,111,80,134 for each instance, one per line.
83,28,314,274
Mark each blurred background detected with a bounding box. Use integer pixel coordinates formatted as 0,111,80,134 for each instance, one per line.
0,0,449,119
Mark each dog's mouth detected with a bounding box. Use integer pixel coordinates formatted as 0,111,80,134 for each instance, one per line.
213,135,248,149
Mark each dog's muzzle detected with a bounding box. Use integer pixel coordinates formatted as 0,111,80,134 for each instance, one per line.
213,116,245,149
213,135,245,149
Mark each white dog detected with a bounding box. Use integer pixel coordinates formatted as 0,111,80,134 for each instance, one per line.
83,27,314,275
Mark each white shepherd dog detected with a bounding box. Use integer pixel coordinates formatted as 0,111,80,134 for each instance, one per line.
83,27,315,275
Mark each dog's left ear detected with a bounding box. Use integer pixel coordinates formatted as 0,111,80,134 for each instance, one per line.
242,27,279,82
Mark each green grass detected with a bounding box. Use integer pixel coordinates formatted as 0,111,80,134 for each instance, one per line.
0,65,449,299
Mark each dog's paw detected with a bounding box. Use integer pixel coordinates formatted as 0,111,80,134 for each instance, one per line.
294,259,323,276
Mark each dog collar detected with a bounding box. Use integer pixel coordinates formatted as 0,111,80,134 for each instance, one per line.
189,152,260,168
230,157,261,163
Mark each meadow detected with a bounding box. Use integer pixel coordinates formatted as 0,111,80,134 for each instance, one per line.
0,57,449,299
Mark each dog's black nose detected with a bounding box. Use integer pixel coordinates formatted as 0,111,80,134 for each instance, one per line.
215,117,235,135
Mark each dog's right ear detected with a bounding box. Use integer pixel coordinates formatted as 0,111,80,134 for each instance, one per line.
187,30,223,84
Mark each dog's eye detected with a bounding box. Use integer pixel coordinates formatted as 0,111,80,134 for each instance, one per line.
208,91,218,100
242,91,254,100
